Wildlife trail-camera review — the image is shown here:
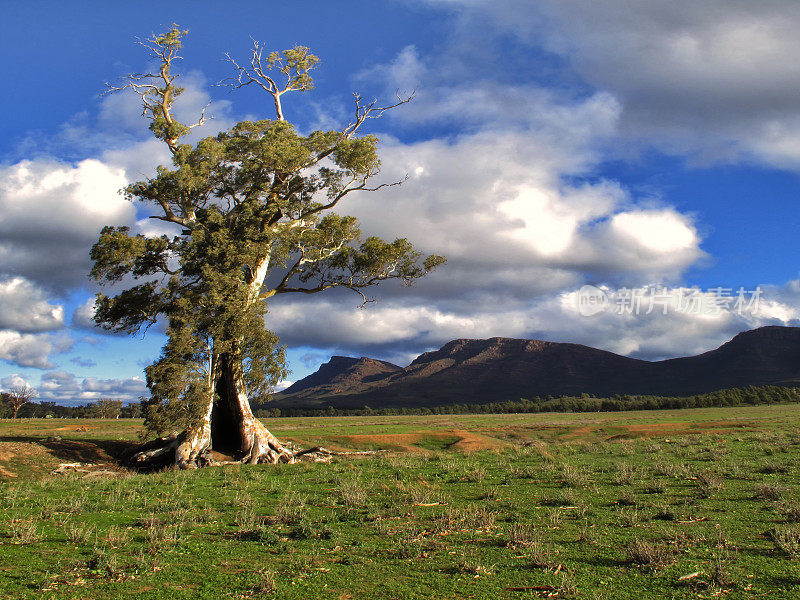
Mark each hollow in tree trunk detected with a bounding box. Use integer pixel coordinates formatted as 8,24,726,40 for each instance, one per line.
129,352,293,470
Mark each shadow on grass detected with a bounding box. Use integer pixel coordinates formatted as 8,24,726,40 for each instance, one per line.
579,555,627,568
0,435,137,466
765,574,800,588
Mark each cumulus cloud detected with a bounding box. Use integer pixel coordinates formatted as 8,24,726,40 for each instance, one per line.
71,298,98,331
424,0,800,168
0,331,64,369
264,40,717,362
0,159,134,291
326,122,704,305
0,277,64,332
0,277,95,372
269,282,799,364
1,373,32,391
274,380,294,391
37,370,147,405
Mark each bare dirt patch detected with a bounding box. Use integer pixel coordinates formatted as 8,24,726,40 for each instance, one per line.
41,439,117,464
331,429,507,453
55,425,97,431
560,420,760,441
0,441,53,479
448,429,507,452
0,437,133,480
331,432,439,453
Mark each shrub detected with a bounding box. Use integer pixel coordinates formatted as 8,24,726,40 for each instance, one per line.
778,500,800,523
275,492,307,525
653,502,678,521
6,519,40,545
525,540,555,569
626,539,674,568
754,484,787,501
506,522,537,547
696,472,724,498
456,549,495,576
559,464,588,488
337,476,368,507
616,508,640,528
760,462,789,474
65,521,96,545
769,526,800,557
613,463,637,486
541,490,575,507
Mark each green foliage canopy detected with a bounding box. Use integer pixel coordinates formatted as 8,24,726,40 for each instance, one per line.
90,27,444,435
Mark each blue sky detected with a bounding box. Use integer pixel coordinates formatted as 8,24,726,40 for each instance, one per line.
2,1,800,404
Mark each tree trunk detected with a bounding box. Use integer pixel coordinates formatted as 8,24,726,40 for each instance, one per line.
128,254,297,470
211,352,293,465
129,351,293,470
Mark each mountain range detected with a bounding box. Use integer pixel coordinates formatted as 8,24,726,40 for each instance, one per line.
272,326,800,409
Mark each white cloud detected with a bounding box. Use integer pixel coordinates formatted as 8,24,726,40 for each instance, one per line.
0,158,134,290
609,211,697,254
1,374,31,391
37,370,147,405
71,298,97,330
270,281,798,364
274,380,294,391
357,45,425,96
264,43,712,359
423,0,800,168
339,129,703,300
0,277,64,332
0,331,62,369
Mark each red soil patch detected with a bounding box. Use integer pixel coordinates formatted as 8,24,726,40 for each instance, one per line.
0,438,128,480
0,442,52,478
334,429,507,453
43,439,118,464
333,432,443,453
56,425,97,431
448,429,507,452
563,420,759,441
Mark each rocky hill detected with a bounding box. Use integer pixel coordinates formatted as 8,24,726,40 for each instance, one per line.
273,326,800,409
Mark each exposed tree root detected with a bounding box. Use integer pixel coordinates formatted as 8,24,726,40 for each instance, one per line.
126,356,387,471
125,435,387,471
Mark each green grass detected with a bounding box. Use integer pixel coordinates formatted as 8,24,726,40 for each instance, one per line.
2,404,800,598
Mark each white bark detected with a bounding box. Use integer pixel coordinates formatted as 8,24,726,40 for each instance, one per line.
174,392,214,469
248,253,272,301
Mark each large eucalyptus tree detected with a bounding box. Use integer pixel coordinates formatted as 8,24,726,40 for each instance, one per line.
91,27,443,469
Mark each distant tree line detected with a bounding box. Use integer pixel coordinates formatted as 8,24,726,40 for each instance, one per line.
253,385,800,417
3,385,798,419
0,397,139,419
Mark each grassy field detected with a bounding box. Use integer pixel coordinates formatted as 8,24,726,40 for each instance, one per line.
2,405,800,598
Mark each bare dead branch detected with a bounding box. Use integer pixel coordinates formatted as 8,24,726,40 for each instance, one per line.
299,175,406,221
341,90,415,140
